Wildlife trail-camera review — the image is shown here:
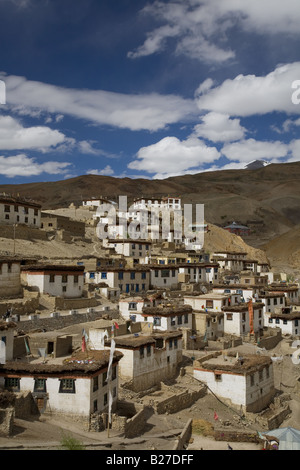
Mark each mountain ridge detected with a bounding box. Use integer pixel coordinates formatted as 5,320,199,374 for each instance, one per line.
1,161,300,250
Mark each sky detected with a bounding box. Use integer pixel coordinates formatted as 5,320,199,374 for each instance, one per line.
0,0,300,184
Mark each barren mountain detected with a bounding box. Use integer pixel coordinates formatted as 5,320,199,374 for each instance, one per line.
1,161,300,253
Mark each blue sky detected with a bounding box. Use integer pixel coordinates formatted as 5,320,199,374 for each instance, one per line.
0,0,300,184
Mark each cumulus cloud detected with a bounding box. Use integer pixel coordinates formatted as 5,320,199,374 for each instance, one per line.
128,136,220,178
128,1,300,63
0,154,71,178
1,74,197,132
0,115,66,151
196,62,300,116
221,138,289,163
193,112,246,142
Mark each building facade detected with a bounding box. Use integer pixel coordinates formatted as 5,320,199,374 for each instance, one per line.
0,195,41,228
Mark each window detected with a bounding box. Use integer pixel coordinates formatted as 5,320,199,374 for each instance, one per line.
5,214,9,220
34,378,46,392
74,275,79,284
93,376,99,392
118,272,123,280
177,315,182,325
5,377,20,392
169,339,173,349
49,274,55,283
25,217,28,223
62,286,67,293
14,205,19,212
102,372,107,386
62,274,68,283
89,272,95,279
174,338,178,349
112,367,117,381
101,272,107,279
153,317,161,326
184,314,189,324
147,344,151,356
141,272,146,279
93,400,98,412
206,300,213,308
140,346,144,358
104,393,108,406
250,375,255,386
155,270,159,278
4,205,10,212
226,313,233,321
171,317,176,326
129,302,137,310
130,272,135,279
215,374,222,382
59,379,75,394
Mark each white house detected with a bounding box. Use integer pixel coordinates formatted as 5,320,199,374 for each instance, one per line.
102,239,152,264
0,258,22,298
102,330,183,392
86,267,150,294
259,292,286,315
178,263,219,284
150,265,179,289
0,349,123,419
212,284,259,303
265,309,300,336
222,302,265,337
118,295,163,321
193,352,275,413
184,292,241,312
0,194,41,228
21,265,85,298
266,284,300,305
140,304,193,331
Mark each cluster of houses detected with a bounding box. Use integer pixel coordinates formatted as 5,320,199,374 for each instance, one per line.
0,193,299,430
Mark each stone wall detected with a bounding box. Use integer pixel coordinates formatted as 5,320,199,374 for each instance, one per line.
0,224,47,240
0,408,14,436
13,309,119,336
154,387,206,415
173,419,192,450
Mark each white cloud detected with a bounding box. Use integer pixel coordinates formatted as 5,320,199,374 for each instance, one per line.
196,62,300,116
193,112,246,142
221,138,289,163
0,154,71,178
1,74,197,132
128,136,220,178
87,165,115,176
129,1,300,63
0,115,66,151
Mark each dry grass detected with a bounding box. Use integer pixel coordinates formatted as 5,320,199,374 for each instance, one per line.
192,419,215,437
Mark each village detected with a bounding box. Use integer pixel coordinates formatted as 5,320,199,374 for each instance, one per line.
0,192,300,451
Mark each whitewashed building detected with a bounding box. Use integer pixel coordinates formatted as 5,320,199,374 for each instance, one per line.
193,353,275,413
0,258,22,298
222,302,265,337
150,266,179,289
138,305,193,331
103,331,183,392
118,295,163,321
265,309,300,336
21,265,85,298
0,194,41,228
103,239,152,264
85,267,150,294
178,263,219,284
184,292,241,312
0,349,123,419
